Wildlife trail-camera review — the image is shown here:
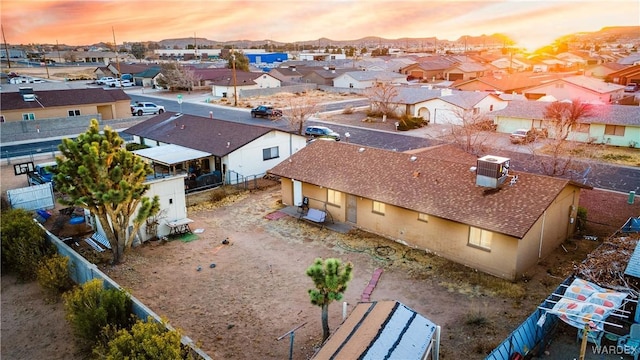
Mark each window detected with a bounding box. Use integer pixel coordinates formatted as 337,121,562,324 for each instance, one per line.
574,123,590,133
327,189,342,206
262,146,279,160
604,125,625,136
22,113,35,121
68,109,81,117
372,201,385,215
468,226,492,250
418,213,429,222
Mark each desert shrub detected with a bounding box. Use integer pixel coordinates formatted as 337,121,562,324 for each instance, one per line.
365,109,389,118
465,311,488,327
125,143,150,151
576,206,588,232
397,115,427,131
342,106,354,114
63,279,134,350
95,317,192,360
36,254,75,301
1,208,54,281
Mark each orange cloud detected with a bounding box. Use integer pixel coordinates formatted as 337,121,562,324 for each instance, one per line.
1,0,638,48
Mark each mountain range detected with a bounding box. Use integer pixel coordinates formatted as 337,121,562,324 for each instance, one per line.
136,26,638,51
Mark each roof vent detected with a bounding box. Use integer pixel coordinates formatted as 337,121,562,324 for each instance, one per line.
409,156,417,162
476,155,510,188
358,148,365,153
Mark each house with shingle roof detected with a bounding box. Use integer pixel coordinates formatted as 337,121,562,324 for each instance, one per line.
268,141,588,280
586,62,630,79
443,62,488,81
491,101,640,148
399,60,455,81
333,71,408,89
522,75,626,104
268,66,308,84
385,87,508,124
0,87,131,122
187,68,281,97
605,64,640,85
301,67,351,86
124,112,307,183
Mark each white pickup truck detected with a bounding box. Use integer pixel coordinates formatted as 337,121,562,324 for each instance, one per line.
96,76,115,85
131,101,165,116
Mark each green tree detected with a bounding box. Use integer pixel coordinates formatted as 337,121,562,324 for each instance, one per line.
53,119,160,264
130,42,147,60
224,50,249,72
306,258,353,342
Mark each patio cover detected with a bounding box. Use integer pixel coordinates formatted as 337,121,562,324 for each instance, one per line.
132,144,211,166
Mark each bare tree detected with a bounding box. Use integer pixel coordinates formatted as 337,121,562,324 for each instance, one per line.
156,62,201,92
62,51,77,63
448,108,495,155
364,82,399,122
281,94,323,135
539,100,593,176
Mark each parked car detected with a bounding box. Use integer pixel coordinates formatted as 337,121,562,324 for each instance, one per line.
96,76,115,85
251,105,282,118
509,129,536,144
110,80,134,87
304,125,341,141
624,83,639,92
131,101,165,116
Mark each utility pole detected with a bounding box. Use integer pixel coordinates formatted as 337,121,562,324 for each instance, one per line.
112,26,122,88
231,51,238,107
2,24,11,69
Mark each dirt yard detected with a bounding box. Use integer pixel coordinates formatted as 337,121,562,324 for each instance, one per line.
2,67,639,358
2,154,639,359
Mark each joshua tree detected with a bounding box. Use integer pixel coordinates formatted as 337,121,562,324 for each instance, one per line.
306,258,353,342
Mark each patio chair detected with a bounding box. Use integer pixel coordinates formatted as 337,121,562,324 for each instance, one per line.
576,327,603,347
617,323,640,360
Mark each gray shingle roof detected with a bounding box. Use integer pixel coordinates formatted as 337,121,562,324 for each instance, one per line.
269,142,579,238
124,112,281,156
492,101,640,126
342,71,406,81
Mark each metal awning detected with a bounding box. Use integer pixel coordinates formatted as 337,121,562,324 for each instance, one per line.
133,144,211,166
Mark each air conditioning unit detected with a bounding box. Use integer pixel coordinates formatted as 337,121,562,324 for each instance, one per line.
476,155,510,188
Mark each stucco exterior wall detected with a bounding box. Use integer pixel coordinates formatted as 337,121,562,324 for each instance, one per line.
0,100,131,122
515,186,580,275
224,132,306,178
278,180,583,280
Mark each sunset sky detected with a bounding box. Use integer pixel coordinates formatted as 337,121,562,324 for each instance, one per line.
2,0,638,51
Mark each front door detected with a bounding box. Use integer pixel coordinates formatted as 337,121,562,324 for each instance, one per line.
293,180,302,206
346,194,357,223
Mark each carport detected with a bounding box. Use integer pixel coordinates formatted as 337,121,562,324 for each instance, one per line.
132,144,212,179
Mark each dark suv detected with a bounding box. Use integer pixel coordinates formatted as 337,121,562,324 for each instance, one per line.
304,126,341,141
251,105,282,118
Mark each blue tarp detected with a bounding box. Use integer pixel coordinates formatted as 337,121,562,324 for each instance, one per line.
622,217,640,233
